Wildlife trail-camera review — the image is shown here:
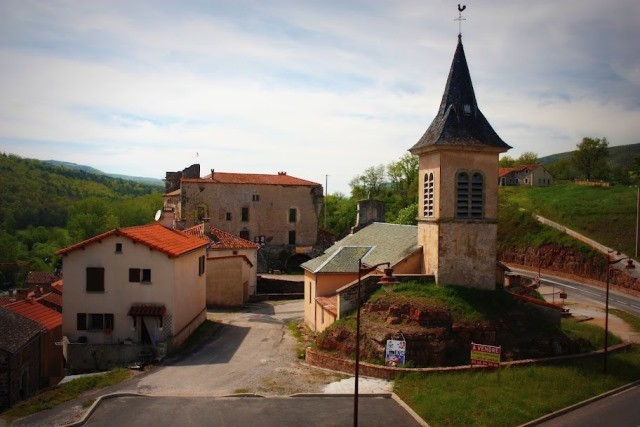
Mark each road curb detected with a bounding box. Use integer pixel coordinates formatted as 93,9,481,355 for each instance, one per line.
519,379,640,426
61,392,147,427
391,392,431,427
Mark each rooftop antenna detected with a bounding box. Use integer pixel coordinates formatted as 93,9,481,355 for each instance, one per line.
196,151,199,164
455,4,467,37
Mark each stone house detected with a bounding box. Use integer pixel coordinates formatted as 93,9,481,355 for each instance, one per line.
4,299,64,388
55,223,208,371
301,223,422,332
163,165,324,271
0,307,44,411
499,164,553,186
185,223,260,307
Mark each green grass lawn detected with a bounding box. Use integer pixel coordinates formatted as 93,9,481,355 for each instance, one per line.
500,182,637,257
394,317,640,426
1,368,131,423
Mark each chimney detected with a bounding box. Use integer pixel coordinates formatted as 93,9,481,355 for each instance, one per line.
211,169,215,179
278,171,287,175
16,289,28,301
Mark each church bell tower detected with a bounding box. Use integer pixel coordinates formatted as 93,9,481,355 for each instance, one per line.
409,31,511,289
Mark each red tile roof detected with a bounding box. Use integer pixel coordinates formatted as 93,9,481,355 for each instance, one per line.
128,304,166,316
4,299,61,331
56,223,209,258
184,225,260,250
40,292,62,308
182,172,321,187
316,296,337,317
51,279,63,294
0,296,17,306
25,271,60,286
498,164,541,177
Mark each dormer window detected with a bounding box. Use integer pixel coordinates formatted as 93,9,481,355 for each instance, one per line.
463,104,471,115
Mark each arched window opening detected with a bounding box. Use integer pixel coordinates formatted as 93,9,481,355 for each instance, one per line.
423,172,434,217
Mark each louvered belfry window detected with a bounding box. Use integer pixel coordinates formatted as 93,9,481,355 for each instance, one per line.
456,171,484,219
423,172,434,217
471,173,484,218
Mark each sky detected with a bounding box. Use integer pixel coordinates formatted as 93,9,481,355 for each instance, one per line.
1,1,639,195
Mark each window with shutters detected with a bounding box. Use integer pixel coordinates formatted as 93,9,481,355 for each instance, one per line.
198,255,205,276
88,313,104,331
423,172,434,217
86,267,104,292
456,171,484,219
289,208,297,223
241,207,249,222
104,314,114,332
129,268,151,283
77,313,87,330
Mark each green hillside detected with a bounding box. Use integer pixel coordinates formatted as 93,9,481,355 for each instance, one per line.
44,160,164,186
539,142,640,170
0,153,163,287
499,182,637,258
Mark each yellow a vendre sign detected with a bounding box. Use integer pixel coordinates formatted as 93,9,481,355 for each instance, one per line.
470,342,501,368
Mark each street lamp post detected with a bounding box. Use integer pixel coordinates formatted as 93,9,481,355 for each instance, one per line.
604,253,627,374
354,260,397,427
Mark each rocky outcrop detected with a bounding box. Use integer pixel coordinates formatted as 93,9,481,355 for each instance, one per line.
499,244,640,293
315,294,586,367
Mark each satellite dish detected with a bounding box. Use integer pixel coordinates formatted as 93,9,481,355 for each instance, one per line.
154,209,162,221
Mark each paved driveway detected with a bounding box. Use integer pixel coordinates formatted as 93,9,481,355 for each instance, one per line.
121,300,345,397
13,301,423,426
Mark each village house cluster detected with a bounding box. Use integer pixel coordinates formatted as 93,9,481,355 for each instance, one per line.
1,30,558,411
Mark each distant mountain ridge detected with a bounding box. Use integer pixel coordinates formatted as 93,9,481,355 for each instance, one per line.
538,142,640,169
44,160,163,187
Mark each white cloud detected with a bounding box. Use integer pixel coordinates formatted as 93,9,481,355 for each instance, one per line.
1,0,639,193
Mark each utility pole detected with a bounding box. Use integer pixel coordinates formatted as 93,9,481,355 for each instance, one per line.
636,186,639,258
324,174,328,229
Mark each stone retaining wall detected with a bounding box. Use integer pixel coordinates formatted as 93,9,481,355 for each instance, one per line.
305,342,631,380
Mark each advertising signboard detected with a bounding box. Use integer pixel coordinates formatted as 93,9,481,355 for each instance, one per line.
385,339,406,367
470,342,501,368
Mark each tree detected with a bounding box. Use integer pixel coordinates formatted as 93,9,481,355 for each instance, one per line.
322,193,357,237
386,154,418,204
546,157,576,180
349,164,386,200
515,152,539,166
394,202,418,225
499,155,515,168
628,155,640,185
572,137,610,181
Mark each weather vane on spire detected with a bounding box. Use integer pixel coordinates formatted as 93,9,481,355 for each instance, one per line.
455,4,467,37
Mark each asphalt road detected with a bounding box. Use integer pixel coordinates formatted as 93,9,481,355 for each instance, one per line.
510,267,640,318
536,384,640,427
84,395,421,427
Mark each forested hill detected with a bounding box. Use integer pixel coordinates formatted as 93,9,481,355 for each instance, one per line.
43,160,164,186
0,153,163,286
539,142,640,169
0,153,161,230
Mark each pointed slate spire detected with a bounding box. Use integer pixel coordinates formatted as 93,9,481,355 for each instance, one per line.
410,36,511,152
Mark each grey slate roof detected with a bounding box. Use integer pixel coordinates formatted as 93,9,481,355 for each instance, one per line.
0,306,42,354
410,35,511,152
301,223,420,273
